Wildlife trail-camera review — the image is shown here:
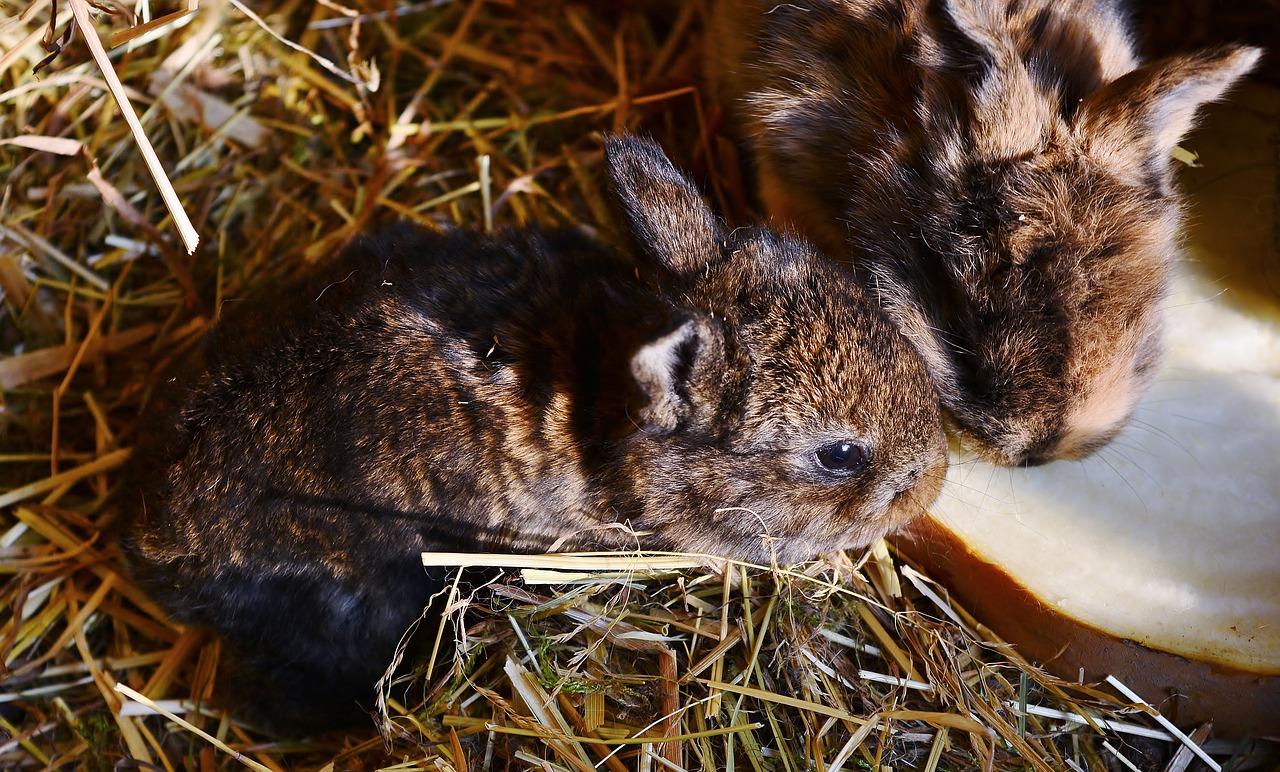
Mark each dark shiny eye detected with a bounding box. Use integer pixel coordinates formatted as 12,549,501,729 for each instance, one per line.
815,440,870,474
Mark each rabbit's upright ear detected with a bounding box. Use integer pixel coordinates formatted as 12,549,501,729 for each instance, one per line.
604,134,727,277
942,0,1050,159
630,313,727,435
1076,45,1261,184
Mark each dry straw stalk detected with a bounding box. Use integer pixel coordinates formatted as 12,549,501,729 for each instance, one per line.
0,1,1253,770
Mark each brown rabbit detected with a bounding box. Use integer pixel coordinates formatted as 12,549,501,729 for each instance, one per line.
709,0,1260,466
116,135,946,733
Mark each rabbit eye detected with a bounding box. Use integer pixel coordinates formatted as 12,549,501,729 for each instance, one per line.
815,440,870,475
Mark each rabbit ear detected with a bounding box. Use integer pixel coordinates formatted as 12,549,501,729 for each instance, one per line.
604,134,726,276
943,0,1050,159
1076,45,1261,182
630,314,726,434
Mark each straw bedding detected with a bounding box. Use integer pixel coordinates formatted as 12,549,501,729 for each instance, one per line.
0,1,1268,769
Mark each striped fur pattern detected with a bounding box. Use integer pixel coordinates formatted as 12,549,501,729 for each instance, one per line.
710,0,1260,465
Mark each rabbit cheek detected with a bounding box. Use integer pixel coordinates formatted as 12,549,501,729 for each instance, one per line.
782,452,946,559
1057,320,1163,459
884,445,947,526
863,427,948,541
795,426,948,557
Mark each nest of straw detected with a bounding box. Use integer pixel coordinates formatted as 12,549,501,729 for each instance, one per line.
0,1,1270,769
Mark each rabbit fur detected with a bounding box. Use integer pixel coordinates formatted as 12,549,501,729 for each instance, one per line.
116,135,947,732
709,0,1261,465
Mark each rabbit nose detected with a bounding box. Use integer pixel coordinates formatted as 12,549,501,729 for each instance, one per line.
1002,430,1063,467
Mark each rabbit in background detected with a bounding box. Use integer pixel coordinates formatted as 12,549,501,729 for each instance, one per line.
709,0,1261,466
116,135,947,733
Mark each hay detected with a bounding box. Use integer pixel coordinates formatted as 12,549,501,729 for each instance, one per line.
0,1,1264,769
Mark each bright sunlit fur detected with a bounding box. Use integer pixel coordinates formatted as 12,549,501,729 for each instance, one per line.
710,0,1260,465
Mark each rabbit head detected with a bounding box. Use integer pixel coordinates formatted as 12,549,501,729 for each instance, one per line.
604,136,947,563
714,0,1260,465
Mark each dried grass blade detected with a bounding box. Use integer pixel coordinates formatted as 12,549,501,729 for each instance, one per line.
0,135,84,155
478,154,493,233
920,728,947,772
422,551,714,573
760,702,797,772
733,714,769,772
1105,675,1220,771
0,256,57,340
69,607,152,764
0,450,131,509
0,715,53,763
1,1,70,69
694,679,867,724
109,3,199,47
445,726,468,771
1162,723,1212,772
1103,740,1144,772
900,564,968,629
0,23,49,73
657,645,683,768
67,0,199,253
227,0,373,90
502,656,595,772
642,1,696,85
826,715,879,772
555,695,629,772
853,604,921,682
0,221,110,291
10,507,162,618
7,596,69,665
881,709,988,736
564,7,615,81
142,628,205,697
707,566,733,718
965,696,1056,772
412,0,487,101
686,626,744,679
487,722,761,746
115,683,272,771
869,538,901,598
1007,702,1172,741
856,669,933,692
12,574,115,677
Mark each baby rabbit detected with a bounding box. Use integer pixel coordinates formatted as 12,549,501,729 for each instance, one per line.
117,135,946,733
708,0,1260,466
